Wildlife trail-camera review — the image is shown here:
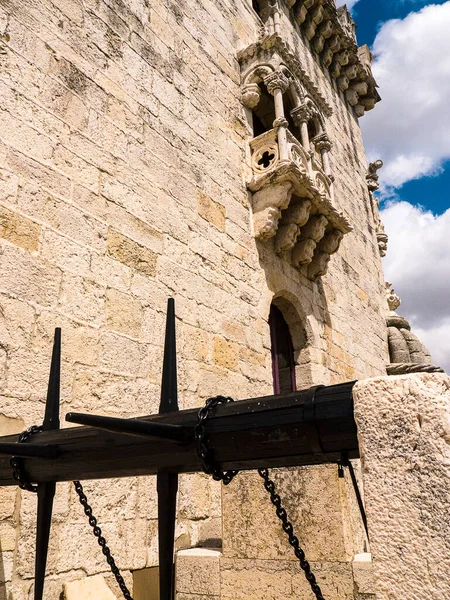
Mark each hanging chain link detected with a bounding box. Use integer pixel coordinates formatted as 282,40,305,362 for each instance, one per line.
73,481,134,600
195,395,239,485
10,425,43,493
257,468,326,600
196,396,326,600
10,427,132,600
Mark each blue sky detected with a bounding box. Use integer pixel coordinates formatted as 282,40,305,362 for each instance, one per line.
340,0,450,372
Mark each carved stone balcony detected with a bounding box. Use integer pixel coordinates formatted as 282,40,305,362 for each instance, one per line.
248,127,352,280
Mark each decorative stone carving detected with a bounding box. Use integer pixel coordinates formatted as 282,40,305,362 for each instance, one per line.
284,1,380,115
314,133,332,153
241,83,261,108
366,159,383,191
239,31,352,278
292,237,317,267
264,70,290,94
274,200,312,254
292,214,328,268
252,180,294,241
365,160,389,258
291,101,318,125
385,282,444,375
307,228,343,279
377,228,388,257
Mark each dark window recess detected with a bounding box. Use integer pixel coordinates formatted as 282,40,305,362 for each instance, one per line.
252,83,275,136
269,304,297,395
252,0,260,14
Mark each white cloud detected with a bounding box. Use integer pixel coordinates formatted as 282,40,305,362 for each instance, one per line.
362,2,450,189
381,201,450,372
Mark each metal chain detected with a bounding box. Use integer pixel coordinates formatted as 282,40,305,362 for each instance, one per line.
10,425,43,493
195,396,239,485
73,481,134,600
258,468,326,600
196,397,325,599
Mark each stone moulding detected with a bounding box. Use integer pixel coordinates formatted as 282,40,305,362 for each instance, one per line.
282,0,380,117
248,127,352,280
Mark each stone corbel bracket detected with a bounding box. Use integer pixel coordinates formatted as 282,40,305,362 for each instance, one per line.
248,147,352,280
285,0,380,116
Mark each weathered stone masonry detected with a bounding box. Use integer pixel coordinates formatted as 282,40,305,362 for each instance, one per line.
0,0,388,597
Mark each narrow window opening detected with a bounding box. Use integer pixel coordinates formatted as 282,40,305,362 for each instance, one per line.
269,304,297,395
251,83,275,137
252,0,261,14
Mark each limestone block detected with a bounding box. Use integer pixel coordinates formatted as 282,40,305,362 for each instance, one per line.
0,205,41,252
352,553,376,596
59,273,105,326
353,373,450,600
0,522,16,552
0,487,17,520
71,369,159,416
197,191,226,232
213,337,239,371
40,229,92,277
105,288,143,337
178,473,220,520
222,466,353,562
107,229,158,277
0,244,62,308
220,558,353,600
63,574,117,599
176,549,221,597
0,168,19,203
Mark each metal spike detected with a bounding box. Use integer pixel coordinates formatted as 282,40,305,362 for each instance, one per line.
43,327,61,432
0,443,58,458
65,412,192,443
158,298,179,600
35,328,61,600
159,297,178,414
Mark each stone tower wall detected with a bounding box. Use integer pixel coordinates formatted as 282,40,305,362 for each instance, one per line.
0,0,387,597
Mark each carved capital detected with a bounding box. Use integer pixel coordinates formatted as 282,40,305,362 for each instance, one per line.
291,103,316,125
264,71,290,95
241,83,261,109
314,133,332,152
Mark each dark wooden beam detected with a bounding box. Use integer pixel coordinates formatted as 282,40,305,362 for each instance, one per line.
0,382,357,487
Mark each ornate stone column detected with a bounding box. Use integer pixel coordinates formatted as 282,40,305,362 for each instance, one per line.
264,71,290,162
291,103,315,170
314,132,332,176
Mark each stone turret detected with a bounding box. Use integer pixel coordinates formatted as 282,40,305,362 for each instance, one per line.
385,283,443,375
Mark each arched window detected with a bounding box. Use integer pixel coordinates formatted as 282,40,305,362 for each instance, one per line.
269,304,297,394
